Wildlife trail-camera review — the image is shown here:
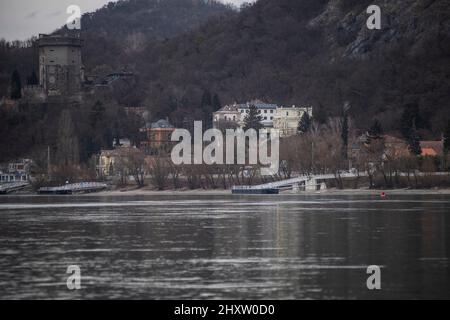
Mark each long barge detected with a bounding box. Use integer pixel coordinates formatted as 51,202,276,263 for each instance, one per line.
231,186,279,195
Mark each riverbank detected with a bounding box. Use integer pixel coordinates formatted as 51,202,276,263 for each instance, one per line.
4,186,450,197
84,187,450,197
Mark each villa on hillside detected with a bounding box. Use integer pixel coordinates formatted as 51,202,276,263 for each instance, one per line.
213,100,278,129
274,106,313,137
212,100,313,137
212,105,241,130
140,119,176,156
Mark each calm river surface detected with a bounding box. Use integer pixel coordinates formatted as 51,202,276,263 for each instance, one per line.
0,193,449,299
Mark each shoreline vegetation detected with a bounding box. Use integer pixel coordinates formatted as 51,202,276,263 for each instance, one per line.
4,172,450,196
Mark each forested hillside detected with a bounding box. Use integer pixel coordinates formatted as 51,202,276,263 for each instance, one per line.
1,0,449,164
78,0,233,70
134,0,450,137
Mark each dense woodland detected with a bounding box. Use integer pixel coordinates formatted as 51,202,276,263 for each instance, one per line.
1,0,450,173
133,0,450,137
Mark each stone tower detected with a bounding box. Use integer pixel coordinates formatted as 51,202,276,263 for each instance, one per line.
38,33,83,101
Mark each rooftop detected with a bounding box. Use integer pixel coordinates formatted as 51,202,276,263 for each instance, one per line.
420,141,443,156
38,34,83,47
237,102,279,110
216,105,239,112
148,119,175,129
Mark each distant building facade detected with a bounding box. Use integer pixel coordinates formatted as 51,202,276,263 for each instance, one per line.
237,101,279,128
97,146,142,177
274,106,313,137
212,105,241,130
140,119,176,156
213,100,279,129
21,85,47,103
97,149,119,177
0,159,32,183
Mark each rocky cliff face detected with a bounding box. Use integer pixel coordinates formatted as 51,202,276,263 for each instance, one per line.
309,0,450,59
126,0,449,136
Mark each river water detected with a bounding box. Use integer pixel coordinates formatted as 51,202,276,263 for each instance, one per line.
0,193,449,299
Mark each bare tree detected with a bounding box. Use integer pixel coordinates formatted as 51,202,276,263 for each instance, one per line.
168,161,183,189
148,156,170,190
115,148,146,187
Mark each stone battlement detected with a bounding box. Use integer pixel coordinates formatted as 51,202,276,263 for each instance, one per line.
38,34,83,48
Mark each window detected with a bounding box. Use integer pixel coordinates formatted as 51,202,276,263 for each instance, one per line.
264,117,267,120
264,110,267,113
270,110,274,113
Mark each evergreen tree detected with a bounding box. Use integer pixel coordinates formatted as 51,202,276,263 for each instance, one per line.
298,112,311,134
200,90,213,129
444,120,450,170
400,103,420,140
341,113,349,159
212,93,221,111
26,71,38,85
200,90,212,109
368,119,383,138
10,69,22,100
88,100,112,153
408,120,422,156
90,100,105,127
314,103,327,124
243,105,263,132
444,120,450,155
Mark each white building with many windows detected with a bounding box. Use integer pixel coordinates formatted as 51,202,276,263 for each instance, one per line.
236,100,278,128
213,100,279,129
213,100,313,137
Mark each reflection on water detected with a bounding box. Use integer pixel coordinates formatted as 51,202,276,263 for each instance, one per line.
0,194,449,299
